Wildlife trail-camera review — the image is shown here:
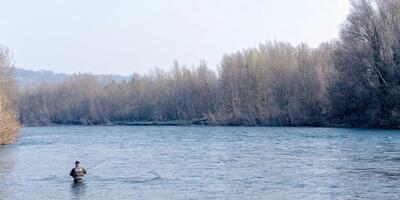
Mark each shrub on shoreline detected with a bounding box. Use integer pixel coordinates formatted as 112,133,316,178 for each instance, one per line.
0,46,19,144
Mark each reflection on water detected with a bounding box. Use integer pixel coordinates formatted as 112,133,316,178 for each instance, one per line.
0,146,16,200
70,182,87,200
0,146,16,173
0,126,399,200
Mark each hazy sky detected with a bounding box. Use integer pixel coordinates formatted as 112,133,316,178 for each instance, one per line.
0,0,349,75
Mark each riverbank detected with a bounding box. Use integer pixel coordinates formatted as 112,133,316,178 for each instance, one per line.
21,120,207,127
21,119,397,129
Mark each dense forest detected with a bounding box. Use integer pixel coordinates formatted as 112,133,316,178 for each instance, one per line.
13,0,400,128
0,47,19,144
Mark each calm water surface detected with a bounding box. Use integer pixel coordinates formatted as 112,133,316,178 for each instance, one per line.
0,126,399,200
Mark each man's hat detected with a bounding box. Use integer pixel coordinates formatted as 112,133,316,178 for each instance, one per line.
75,161,80,165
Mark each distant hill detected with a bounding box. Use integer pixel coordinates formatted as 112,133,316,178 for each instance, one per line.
11,67,130,86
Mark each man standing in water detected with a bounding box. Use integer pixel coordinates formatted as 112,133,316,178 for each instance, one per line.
70,161,87,183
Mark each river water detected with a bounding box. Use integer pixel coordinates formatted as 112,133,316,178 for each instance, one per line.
0,126,399,200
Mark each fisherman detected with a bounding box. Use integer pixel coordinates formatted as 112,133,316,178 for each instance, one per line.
70,161,87,183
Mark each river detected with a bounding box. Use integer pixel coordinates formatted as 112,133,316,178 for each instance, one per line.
0,126,399,199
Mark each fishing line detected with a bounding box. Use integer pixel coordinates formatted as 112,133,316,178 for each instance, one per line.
86,159,107,170
84,160,161,182
147,171,161,179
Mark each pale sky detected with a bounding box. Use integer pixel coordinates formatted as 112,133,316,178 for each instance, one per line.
0,0,350,75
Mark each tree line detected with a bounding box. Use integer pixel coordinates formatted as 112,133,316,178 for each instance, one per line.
18,42,333,126
15,0,400,128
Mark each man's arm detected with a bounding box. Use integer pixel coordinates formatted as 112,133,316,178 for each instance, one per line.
69,169,74,177
83,168,87,174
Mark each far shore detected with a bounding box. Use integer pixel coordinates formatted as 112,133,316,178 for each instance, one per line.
20,120,400,130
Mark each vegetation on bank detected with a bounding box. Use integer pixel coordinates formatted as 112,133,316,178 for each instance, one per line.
19,43,332,127
16,0,400,128
0,47,19,144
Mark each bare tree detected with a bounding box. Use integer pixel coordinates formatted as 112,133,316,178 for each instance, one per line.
0,46,19,144
330,0,400,128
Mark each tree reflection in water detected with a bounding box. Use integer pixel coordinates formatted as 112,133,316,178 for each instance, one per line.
0,146,15,199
